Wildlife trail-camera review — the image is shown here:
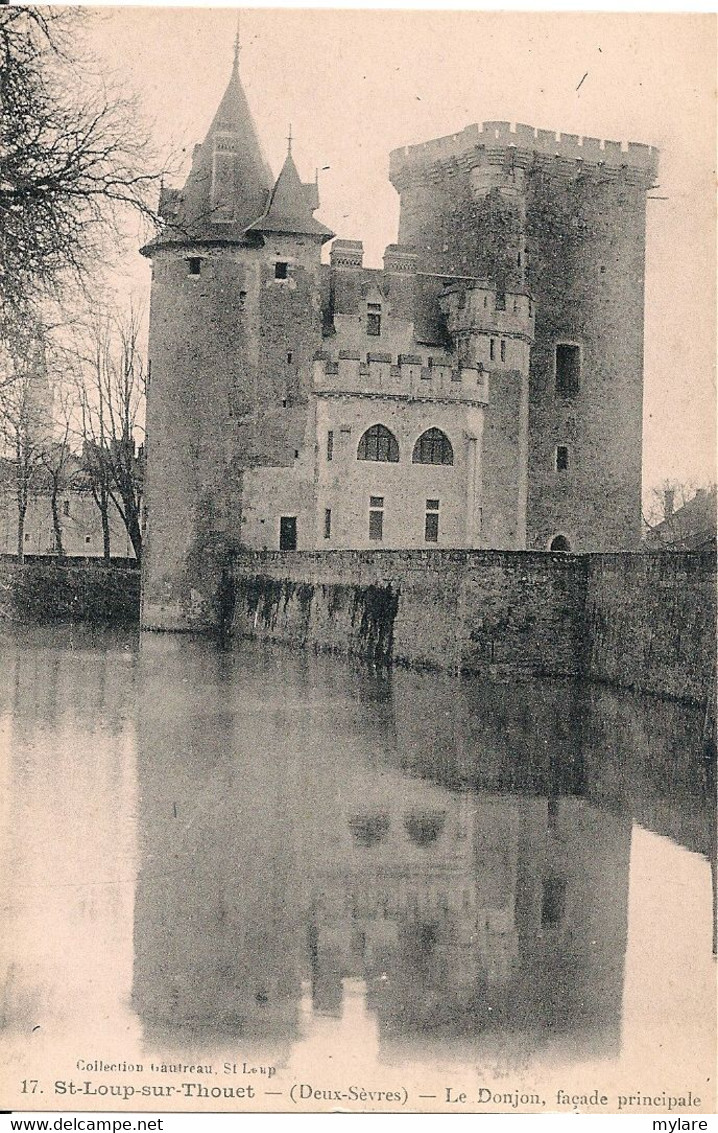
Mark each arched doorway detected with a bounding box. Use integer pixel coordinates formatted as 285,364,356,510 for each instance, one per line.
550,534,572,552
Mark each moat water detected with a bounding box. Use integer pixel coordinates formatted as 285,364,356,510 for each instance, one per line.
0,625,715,1113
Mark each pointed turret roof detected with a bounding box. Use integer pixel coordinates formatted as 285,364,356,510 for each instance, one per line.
247,144,334,243
145,47,273,248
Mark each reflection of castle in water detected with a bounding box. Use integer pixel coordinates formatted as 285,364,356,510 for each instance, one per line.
307,792,630,1060
132,637,703,1063
0,628,711,1070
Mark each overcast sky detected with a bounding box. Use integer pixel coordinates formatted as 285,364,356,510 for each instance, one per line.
86,7,716,497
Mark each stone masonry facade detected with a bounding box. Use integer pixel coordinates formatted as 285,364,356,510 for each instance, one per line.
141,46,658,631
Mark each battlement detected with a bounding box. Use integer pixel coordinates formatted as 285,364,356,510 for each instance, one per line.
440,283,535,343
312,354,489,406
389,121,658,184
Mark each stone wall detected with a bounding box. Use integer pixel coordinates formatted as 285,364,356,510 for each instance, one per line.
584,550,716,703
230,549,586,679
227,548,715,703
0,560,140,624
390,133,653,554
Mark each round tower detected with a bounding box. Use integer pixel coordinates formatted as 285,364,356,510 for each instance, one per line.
141,52,332,629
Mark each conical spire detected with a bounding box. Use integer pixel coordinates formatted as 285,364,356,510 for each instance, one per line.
247,138,334,243
164,44,273,240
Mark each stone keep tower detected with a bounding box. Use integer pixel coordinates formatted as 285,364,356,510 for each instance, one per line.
141,48,332,628
390,122,658,551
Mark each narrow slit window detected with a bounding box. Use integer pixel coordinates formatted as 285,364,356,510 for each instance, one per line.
425,499,440,544
500,339,506,363
556,344,581,395
324,508,332,539
556,445,569,472
489,339,495,362
541,878,567,926
369,496,384,542
62,500,70,517
287,351,293,363
327,431,334,461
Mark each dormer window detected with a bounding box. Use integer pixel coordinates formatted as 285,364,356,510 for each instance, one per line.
367,303,381,336
211,133,237,223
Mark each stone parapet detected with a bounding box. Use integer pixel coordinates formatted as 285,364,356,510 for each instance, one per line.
440,284,535,342
313,356,489,404
390,121,659,187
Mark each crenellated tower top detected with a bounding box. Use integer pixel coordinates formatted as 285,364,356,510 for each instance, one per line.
390,120,658,190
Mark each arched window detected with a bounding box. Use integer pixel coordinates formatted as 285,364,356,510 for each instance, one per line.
412,428,453,466
357,424,399,463
550,535,572,552
404,811,446,847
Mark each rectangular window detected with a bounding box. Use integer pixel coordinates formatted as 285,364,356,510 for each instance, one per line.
556,445,569,472
85,535,91,545
327,431,334,461
556,343,581,395
62,500,70,517
369,496,384,542
287,351,293,363
495,291,506,311
367,303,381,336
275,261,289,280
425,499,440,543
500,339,506,363
239,291,247,310
489,339,495,361
188,258,201,276
279,516,297,550
324,508,332,539
541,878,567,926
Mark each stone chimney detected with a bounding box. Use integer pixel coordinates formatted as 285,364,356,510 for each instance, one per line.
330,240,363,268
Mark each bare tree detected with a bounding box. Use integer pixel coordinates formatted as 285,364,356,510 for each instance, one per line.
0,327,53,561
0,7,165,333
39,384,75,558
73,304,145,562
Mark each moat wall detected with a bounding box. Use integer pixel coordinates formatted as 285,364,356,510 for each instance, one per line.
0,560,140,624
584,551,716,703
227,548,716,703
3,551,712,705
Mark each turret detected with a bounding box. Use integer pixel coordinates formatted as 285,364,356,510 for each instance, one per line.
140,47,332,628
